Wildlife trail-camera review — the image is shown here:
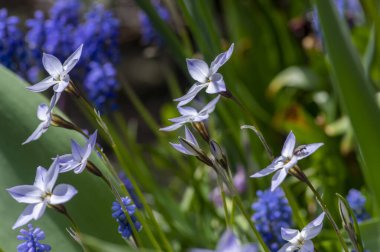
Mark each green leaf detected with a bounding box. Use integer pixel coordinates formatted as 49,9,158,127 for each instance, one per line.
359,219,380,250
314,0,380,210
268,66,320,96
0,66,122,251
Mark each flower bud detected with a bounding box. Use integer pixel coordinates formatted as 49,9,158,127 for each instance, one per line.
209,140,228,170
191,122,210,142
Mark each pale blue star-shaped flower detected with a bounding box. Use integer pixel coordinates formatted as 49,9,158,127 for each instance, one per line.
279,213,325,252
174,44,234,107
160,95,220,131
190,229,258,252
58,130,97,174
22,103,52,145
6,158,78,229
27,44,83,107
170,126,199,156
251,131,323,191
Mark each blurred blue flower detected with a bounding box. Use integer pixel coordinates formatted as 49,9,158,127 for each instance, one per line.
139,0,170,45
251,188,293,251
311,0,364,39
112,196,142,239
0,9,31,78
17,224,51,252
119,172,143,209
346,189,370,223
50,0,81,26
75,4,120,63
84,62,119,111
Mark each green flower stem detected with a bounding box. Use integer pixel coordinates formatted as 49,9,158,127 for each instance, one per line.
305,179,349,252
217,176,231,228
232,195,270,252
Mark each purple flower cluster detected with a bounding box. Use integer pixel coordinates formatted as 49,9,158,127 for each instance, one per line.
251,188,293,251
17,224,51,252
111,196,142,239
0,9,31,78
139,0,171,45
346,189,370,223
1,1,120,111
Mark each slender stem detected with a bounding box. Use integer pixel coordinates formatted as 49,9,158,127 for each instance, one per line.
217,176,230,228
305,180,349,252
233,195,270,252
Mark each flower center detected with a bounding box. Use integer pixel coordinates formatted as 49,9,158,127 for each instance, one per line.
42,192,52,201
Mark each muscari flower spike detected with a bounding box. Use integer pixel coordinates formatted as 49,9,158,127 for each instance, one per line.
251,131,323,191
346,189,370,223
160,95,220,131
23,103,52,145
7,158,77,229
174,44,234,107
252,188,293,251
111,196,142,239
279,213,325,252
27,44,83,107
58,130,97,174
190,229,258,252
17,223,51,252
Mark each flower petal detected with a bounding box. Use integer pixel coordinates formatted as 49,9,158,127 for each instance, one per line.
206,73,226,94
186,59,209,83
71,140,84,161
178,106,198,116
170,142,194,155
49,91,62,112
22,122,47,145
12,203,45,229
281,227,300,241
250,163,279,178
44,158,60,192
42,53,63,78
63,44,83,74
278,243,298,252
294,143,324,160
36,103,49,122
271,168,288,191
210,43,234,75
174,83,207,107
299,240,314,252
34,166,47,189
50,184,78,205
199,95,220,115
216,229,240,251
159,122,184,132
281,131,296,158
184,126,198,147
27,76,57,92
6,185,43,204
301,212,325,240
53,80,69,93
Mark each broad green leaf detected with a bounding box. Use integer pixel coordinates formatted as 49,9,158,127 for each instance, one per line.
268,66,320,96
314,0,380,209
359,219,380,250
0,66,122,251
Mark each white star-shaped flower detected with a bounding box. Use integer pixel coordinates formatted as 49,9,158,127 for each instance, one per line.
279,213,325,252
160,95,220,131
22,103,52,145
6,158,78,229
251,131,323,191
27,44,83,107
174,44,234,106
58,130,97,174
